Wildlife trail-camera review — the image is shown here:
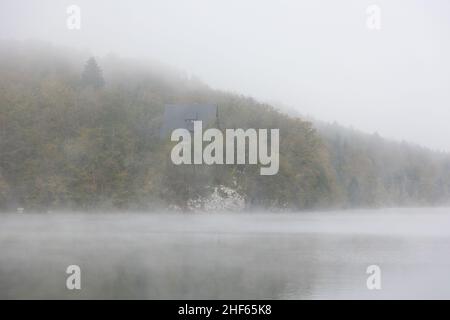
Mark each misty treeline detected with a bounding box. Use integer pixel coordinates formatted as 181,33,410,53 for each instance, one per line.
0,41,449,211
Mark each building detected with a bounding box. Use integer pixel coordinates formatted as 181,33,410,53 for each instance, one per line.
160,104,219,138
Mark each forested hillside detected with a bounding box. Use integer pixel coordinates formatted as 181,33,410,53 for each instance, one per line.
1,42,449,211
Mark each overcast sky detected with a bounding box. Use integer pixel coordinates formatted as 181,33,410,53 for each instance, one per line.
1,0,450,151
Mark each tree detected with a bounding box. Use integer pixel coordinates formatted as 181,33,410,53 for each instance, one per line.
81,57,105,89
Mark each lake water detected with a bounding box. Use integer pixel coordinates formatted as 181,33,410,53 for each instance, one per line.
1,207,450,299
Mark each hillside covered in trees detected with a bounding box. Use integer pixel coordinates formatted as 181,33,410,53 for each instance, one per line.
1,41,449,211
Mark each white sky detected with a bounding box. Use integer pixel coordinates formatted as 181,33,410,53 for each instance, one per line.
1,0,450,151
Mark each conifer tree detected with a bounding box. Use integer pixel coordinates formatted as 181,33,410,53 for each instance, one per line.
81,57,105,89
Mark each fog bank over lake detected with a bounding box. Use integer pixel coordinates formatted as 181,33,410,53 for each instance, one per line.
1,208,450,299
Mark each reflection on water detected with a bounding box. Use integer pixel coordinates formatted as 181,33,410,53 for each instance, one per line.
1,208,450,299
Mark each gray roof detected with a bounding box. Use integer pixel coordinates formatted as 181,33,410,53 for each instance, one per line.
160,104,218,138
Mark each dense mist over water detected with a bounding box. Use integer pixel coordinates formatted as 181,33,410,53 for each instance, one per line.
1,0,450,301
1,208,450,299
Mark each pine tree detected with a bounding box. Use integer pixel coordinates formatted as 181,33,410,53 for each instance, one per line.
81,57,105,89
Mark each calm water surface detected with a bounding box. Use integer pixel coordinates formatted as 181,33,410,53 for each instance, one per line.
1,208,450,299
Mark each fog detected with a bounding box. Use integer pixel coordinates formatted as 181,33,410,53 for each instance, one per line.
3,1,450,301
1,0,450,151
1,208,450,299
